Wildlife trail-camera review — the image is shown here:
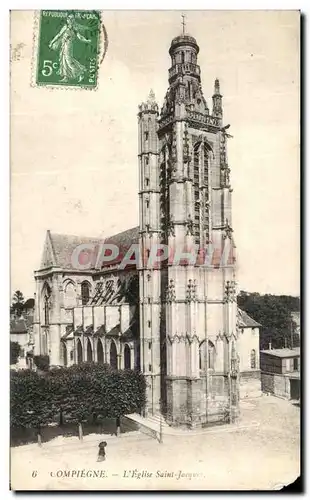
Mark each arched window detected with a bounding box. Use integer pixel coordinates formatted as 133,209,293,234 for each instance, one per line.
44,297,49,326
199,340,207,371
181,51,185,63
64,282,76,309
87,339,93,362
193,142,201,245
97,340,104,364
208,341,215,370
77,338,83,364
61,342,67,367
251,349,256,369
41,330,48,355
124,344,131,369
110,341,118,369
81,282,90,305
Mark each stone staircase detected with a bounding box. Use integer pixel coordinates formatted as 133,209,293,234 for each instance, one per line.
125,412,260,439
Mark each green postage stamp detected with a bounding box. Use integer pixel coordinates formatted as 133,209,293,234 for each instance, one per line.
35,10,104,89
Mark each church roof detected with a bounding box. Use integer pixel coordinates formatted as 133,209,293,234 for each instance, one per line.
39,226,139,271
237,308,261,328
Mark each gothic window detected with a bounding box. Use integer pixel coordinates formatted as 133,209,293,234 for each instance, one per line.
146,199,149,209
86,339,93,363
110,341,118,369
44,297,49,326
193,142,201,245
61,342,68,367
70,350,74,361
144,131,149,144
159,144,171,243
181,51,185,63
145,177,149,187
64,281,76,309
148,320,151,328
81,281,90,305
97,340,104,364
76,338,83,364
208,341,215,370
199,340,215,371
145,156,149,165
42,330,48,355
124,344,131,369
203,144,210,240
250,349,256,369
199,341,206,371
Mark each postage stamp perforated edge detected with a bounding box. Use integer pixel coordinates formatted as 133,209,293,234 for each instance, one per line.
30,10,108,92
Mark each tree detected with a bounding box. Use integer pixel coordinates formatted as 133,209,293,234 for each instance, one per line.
237,291,300,349
33,355,50,372
10,341,21,365
11,290,25,318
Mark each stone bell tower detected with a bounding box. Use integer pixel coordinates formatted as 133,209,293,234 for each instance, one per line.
138,27,239,427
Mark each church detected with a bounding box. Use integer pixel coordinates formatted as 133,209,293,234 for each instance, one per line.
33,28,261,427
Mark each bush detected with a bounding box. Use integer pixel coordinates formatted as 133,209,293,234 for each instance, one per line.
33,355,50,371
10,341,21,365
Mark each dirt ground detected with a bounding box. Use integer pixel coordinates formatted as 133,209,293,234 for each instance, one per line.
10,395,300,491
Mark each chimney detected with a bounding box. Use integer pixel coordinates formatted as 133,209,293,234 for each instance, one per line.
269,342,272,350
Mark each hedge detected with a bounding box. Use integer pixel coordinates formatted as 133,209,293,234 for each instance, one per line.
10,363,146,444
10,341,21,365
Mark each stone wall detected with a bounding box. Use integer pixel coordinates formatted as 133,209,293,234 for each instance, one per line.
261,372,290,399
240,370,261,399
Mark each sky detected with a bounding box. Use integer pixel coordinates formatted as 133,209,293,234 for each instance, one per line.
10,10,300,299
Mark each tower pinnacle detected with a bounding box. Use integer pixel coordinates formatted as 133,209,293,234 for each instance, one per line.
147,89,156,103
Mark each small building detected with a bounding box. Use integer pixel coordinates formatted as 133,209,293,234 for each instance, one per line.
10,315,34,369
237,308,261,399
260,347,300,401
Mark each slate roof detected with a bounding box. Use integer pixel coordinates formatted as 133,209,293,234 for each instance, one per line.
42,226,139,271
237,308,261,328
260,347,300,358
